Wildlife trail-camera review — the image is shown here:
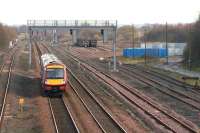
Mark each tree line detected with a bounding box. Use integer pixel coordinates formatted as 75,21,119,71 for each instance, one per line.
141,23,189,43
0,23,17,50
183,16,200,68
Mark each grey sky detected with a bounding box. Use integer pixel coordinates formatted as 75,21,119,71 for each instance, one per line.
0,0,200,25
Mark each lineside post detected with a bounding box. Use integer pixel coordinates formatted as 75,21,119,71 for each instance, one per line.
165,22,168,64
113,20,118,72
28,27,32,66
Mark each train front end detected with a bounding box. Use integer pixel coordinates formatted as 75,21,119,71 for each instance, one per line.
41,54,68,96
44,63,67,95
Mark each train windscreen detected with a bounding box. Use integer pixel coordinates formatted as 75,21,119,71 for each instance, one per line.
46,68,64,79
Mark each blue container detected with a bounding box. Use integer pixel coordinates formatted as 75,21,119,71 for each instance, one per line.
123,49,127,57
159,48,167,57
135,48,145,57
123,48,167,58
127,48,132,57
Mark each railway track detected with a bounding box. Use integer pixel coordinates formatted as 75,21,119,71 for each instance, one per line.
40,43,127,133
97,47,112,52
86,58,200,127
0,61,6,77
54,47,199,133
48,97,79,133
127,64,198,90
113,64,200,127
120,65,200,106
66,47,200,128
137,65,196,88
0,48,14,76
34,42,80,133
0,53,15,129
68,66,127,133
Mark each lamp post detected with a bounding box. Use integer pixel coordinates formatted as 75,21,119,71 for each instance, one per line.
131,24,135,57
165,22,168,64
144,28,147,65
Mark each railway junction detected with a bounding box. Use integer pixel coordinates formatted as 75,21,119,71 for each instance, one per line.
0,20,200,133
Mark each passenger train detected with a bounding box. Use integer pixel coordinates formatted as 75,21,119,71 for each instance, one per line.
40,54,68,96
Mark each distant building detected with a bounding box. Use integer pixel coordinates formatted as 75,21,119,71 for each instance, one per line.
140,42,187,56
9,41,13,48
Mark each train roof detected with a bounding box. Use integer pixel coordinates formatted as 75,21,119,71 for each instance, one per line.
41,54,62,67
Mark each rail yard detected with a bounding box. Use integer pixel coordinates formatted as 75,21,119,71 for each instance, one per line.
0,36,198,133
0,19,200,133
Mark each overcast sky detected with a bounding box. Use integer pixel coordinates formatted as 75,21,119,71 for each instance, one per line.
0,0,200,25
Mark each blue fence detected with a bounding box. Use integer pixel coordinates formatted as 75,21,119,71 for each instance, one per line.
123,48,167,58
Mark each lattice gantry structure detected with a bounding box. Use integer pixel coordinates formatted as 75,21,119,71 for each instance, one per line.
27,20,118,71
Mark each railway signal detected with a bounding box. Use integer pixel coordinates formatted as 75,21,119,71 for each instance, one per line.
101,29,104,35
70,29,73,35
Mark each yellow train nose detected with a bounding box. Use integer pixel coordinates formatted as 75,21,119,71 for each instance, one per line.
45,79,65,85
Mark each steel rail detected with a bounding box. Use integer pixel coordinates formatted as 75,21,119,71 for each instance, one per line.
48,98,59,133
60,49,199,133
0,55,15,128
67,69,127,133
41,43,126,133
36,42,79,133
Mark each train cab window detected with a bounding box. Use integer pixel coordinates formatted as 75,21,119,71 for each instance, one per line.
46,68,64,79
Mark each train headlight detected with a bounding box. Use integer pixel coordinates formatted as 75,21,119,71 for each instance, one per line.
62,80,66,84
99,57,104,61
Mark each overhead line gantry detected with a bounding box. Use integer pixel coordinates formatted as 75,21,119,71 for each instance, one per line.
27,20,118,71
